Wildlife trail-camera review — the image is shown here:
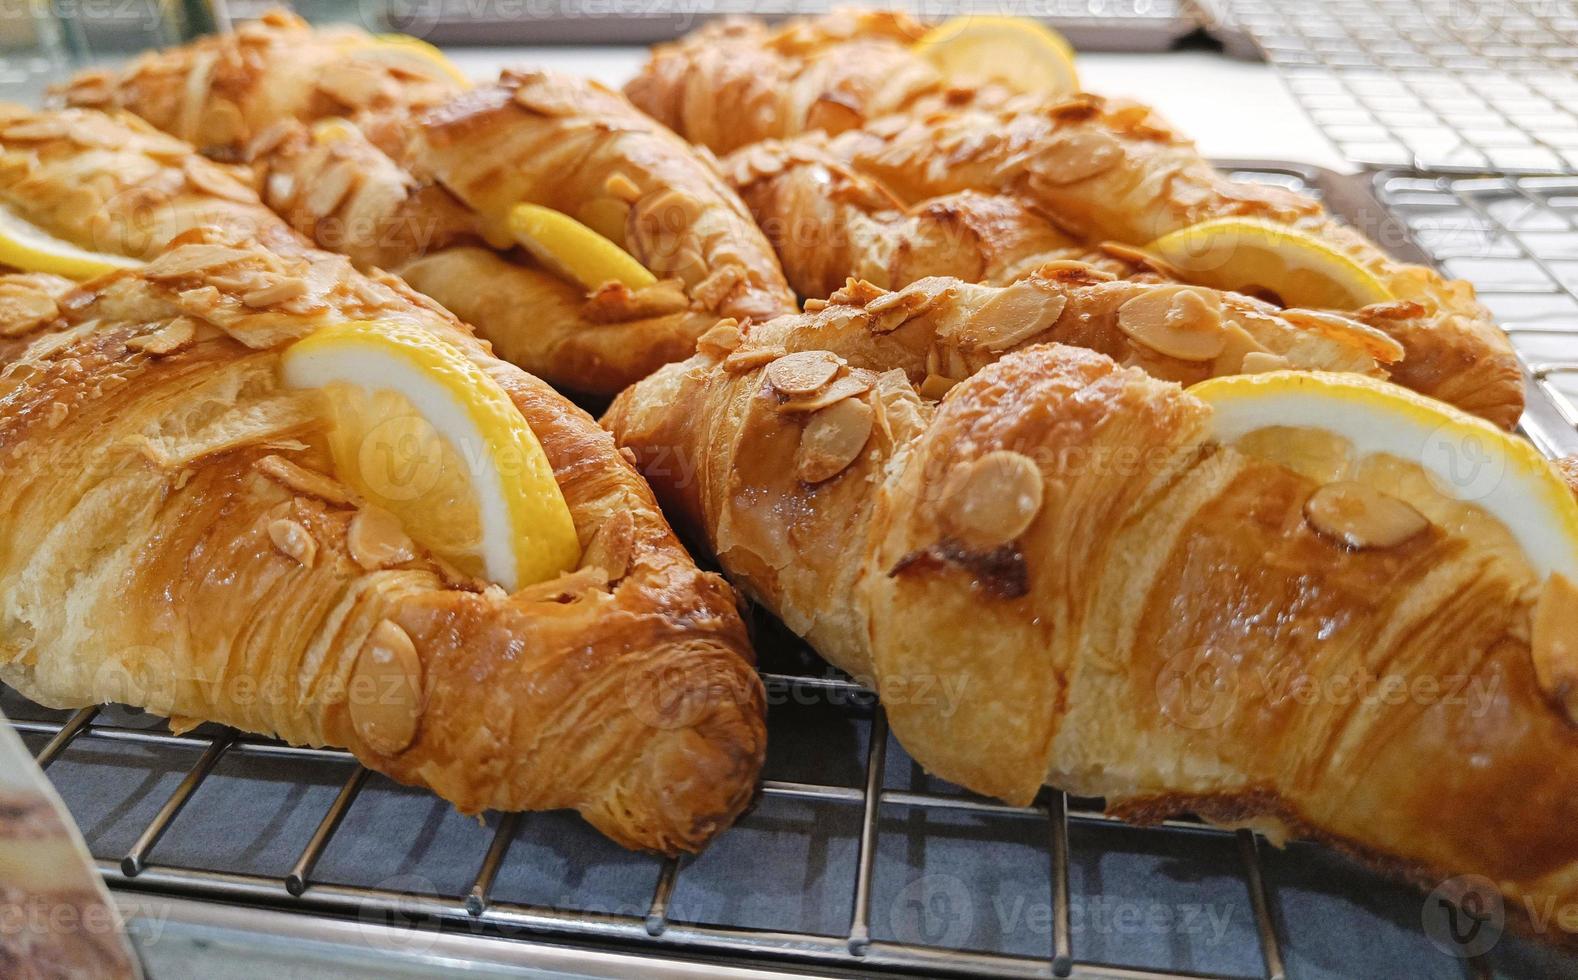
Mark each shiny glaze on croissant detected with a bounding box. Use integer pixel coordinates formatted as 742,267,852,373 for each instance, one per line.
605,311,1578,940
0,237,765,853
57,14,797,396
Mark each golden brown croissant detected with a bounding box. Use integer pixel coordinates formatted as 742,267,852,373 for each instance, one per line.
0,233,766,854
625,10,999,155
605,311,1578,940
58,15,797,396
56,9,462,156
735,99,1520,426
754,272,1401,393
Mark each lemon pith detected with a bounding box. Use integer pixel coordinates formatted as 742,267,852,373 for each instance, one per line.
507,203,656,292
0,204,143,280
913,16,1079,96
1191,370,1578,583
1146,218,1392,310
281,320,579,591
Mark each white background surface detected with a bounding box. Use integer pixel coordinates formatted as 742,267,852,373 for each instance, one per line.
446,46,1352,171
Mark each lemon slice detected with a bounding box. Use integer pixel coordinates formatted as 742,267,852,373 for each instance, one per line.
282,321,579,590
507,203,656,292
0,203,142,280
343,33,471,87
913,16,1078,96
1145,218,1392,310
1192,370,1578,582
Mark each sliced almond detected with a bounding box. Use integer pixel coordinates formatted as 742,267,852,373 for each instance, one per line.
697,318,744,356
1240,351,1291,374
1303,480,1429,550
126,318,197,357
254,454,358,506
919,373,960,400
349,619,424,756
765,350,841,397
1531,574,1578,724
1116,285,1226,362
968,284,1068,352
796,396,874,483
267,517,318,568
241,276,310,309
780,372,873,413
940,450,1045,550
346,506,416,570
1028,129,1124,186
723,346,785,374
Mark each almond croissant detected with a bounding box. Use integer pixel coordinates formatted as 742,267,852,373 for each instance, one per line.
632,12,1523,428
57,13,797,396
0,234,766,854
605,314,1578,941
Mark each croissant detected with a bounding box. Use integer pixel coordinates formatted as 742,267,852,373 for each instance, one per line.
605,289,1578,939
630,13,1523,427
624,10,1000,155
0,233,766,854
58,13,797,396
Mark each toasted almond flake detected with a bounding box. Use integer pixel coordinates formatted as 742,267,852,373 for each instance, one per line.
183,157,255,202
697,318,744,355
1240,351,1291,374
44,401,68,429
779,372,873,413
940,450,1045,550
346,506,416,570
1303,481,1429,550
919,373,960,399
268,517,318,567
1116,285,1226,362
724,346,785,374
796,396,874,483
765,350,840,397
349,619,424,756
968,284,1068,352
1097,241,1181,279
254,454,358,506
1028,129,1123,186
126,318,197,357
242,276,310,308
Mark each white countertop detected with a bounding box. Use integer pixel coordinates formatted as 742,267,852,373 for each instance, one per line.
446,46,1351,172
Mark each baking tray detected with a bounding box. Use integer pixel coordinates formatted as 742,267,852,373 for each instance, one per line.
386,0,1203,52
5,162,1578,980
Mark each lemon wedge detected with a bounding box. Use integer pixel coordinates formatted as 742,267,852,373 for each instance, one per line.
343,33,471,87
0,203,142,280
1145,218,1392,310
1192,370,1578,582
507,203,656,292
282,321,579,590
913,16,1078,96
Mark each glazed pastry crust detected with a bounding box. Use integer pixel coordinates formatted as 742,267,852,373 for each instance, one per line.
0,238,766,854
606,330,1578,941
57,16,797,396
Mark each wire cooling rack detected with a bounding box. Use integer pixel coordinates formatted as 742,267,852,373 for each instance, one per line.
1374,170,1578,418
5,164,1578,980
1201,0,1578,173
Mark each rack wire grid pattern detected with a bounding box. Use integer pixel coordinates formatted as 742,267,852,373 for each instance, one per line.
1205,0,1578,174
4,165,1578,980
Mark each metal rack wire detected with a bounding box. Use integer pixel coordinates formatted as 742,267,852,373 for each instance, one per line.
1203,0,1578,174
7,164,1578,979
